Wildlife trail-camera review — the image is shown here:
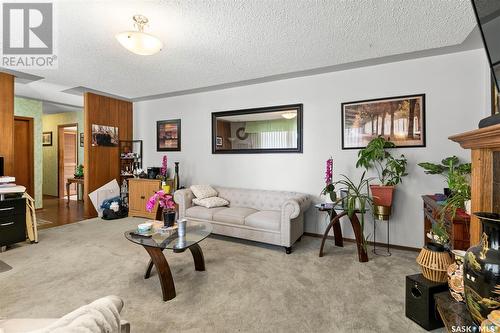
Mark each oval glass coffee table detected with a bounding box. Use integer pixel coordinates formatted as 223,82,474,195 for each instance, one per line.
125,221,212,301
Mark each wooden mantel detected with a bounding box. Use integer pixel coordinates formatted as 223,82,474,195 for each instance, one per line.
449,124,500,245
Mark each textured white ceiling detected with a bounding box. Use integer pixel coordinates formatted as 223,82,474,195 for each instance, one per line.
10,0,477,100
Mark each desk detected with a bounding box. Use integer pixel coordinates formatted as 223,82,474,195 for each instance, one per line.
315,203,369,262
66,178,84,205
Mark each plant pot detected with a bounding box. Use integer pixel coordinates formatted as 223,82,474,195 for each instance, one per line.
463,212,500,324
163,210,176,227
369,185,395,207
416,246,453,283
448,250,466,303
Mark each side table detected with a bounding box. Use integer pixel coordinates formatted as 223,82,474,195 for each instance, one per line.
315,203,368,263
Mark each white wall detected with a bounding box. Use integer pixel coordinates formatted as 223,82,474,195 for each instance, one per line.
134,49,490,248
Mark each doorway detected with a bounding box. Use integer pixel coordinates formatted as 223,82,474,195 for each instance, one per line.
58,124,78,198
13,116,34,197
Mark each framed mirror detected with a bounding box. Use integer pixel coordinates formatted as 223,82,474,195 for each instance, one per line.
212,104,303,154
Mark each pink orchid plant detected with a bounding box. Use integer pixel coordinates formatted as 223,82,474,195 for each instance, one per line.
321,157,336,201
146,190,175,212
161,155,168,179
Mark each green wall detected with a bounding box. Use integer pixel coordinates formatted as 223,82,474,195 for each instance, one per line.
42,111,84,197
14,97,43,209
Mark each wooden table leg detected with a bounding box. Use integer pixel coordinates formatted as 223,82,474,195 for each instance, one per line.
144,259,154,279
189,243,205,271
319,211,347,257
332,214,344,247
143,246,176,301
348,213,369,263
66,181,70,205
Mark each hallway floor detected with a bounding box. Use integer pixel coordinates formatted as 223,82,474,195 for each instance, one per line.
36,195,85,230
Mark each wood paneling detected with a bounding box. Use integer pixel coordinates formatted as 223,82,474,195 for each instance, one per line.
0,73,14,175
449,129,498,245
469,149,493,243
83,93,133,217
13,116,34,196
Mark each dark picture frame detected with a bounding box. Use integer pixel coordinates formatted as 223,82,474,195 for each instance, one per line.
157,119,181,151
212,104,303,154
341,94,426,149
42,131,52,146
80,132,84,147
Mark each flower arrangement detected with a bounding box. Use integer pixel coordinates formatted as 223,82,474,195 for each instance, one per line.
321,157,336,201
161,155,168,179
146,190,175,212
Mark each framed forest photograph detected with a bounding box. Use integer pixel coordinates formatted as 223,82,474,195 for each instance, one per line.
157,119,181,151
341,94,425,149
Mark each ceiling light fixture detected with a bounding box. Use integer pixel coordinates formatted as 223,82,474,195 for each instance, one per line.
116,15,163,56
281,112,297,120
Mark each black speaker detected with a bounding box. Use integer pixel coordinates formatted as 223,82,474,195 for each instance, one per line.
0,156,3,176
405,274,448,331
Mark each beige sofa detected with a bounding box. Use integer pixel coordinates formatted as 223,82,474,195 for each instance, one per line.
0,296,130,333
174,186,310,253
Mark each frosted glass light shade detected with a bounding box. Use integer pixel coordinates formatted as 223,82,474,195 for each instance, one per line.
281,112,297,119
115,31,163,56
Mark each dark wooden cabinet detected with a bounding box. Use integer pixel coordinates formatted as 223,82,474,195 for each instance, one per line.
0,197,26,247
422,195,470,250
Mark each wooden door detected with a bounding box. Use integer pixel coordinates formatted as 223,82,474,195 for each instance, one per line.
58,125,78,198
13,117,34,197
63,131,77,195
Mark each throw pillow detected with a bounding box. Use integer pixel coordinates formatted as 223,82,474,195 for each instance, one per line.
190,185,218,199
193,196,229,208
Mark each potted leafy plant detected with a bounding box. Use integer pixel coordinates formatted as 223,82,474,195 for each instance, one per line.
146,190,176,227
332,171,373,254
355,136,408,212
418,156,472,216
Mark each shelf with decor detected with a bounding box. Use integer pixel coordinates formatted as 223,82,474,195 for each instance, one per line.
119,140,143,207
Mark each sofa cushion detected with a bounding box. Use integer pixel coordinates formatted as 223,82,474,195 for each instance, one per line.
213,207,258,225
193,196,229,208
190,185,218,199
245,210,281,231
0,319,57,333
186,206,227,220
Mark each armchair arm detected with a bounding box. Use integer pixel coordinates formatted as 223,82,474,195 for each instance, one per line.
281,195,311,220
174,189,194,218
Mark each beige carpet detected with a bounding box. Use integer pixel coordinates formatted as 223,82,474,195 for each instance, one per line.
0,217,436,332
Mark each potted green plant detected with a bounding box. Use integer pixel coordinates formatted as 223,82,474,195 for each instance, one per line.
418,156,472,216
332,171,373,253
355,136,408,214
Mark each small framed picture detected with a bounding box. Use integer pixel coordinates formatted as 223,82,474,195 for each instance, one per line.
157,119,181,151
42,132,52,146
80,133,84,147
216,136,223,147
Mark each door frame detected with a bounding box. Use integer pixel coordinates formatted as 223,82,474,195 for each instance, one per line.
14,116,35,197
57,123,78,198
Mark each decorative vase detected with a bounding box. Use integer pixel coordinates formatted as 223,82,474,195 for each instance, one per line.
163,210,176,227
174,162,180,190
463,212,500,324
416,246,453,283
447,249,466,302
